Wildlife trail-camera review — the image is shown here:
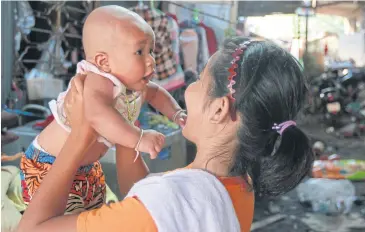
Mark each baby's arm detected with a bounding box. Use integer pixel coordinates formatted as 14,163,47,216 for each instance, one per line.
83,74,165,158
145,82,185,125
83,73,140,148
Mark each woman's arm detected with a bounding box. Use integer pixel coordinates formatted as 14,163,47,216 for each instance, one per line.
17,137,158,232
17,75,96,232
115,145,149,197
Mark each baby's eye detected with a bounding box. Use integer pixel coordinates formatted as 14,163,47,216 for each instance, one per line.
136,50,143,55
149,49,154,54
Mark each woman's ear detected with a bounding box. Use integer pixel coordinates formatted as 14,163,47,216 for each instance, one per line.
94,52,111,73
208,96,231,124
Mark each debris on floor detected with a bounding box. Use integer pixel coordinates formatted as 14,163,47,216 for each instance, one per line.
268,201,281,214
251,214,287,231
280,196,291,201
296,178,356,214
301,213,365,232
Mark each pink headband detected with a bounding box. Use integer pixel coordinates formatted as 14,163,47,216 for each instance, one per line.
227,41,251,101
272,120,297,135
227,42,295,134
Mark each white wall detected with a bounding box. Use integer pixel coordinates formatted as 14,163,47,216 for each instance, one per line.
338,31,365,67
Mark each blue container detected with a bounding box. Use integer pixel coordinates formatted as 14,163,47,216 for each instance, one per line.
158,146,171,160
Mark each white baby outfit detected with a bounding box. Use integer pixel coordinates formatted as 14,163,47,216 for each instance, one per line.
49,60,143,147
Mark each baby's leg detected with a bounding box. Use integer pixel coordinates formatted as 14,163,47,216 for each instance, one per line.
68,161,106,212
19,144,106,214
19,145,53,205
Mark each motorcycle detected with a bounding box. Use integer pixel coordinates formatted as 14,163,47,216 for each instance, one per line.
339,99,365,138
307,67,363,116
320,87,343,127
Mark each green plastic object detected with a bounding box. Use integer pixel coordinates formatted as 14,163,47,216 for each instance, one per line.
340,160,365,181
193,8,200,23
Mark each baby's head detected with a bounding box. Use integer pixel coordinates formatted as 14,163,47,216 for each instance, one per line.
83,6,155,91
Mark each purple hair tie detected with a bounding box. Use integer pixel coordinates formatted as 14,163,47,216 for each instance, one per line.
272,120,296,135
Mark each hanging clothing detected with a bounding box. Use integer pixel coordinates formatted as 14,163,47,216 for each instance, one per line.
149,14,185,92
180,21,210,73
196,27,210,71
167,15,180,65
199,22,218,56
166,13,178,24
180,29,199,72
131,5,177,80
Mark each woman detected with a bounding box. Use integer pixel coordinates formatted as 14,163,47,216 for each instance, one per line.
17,37,313,232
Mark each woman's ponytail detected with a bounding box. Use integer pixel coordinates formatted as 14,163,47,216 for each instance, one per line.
253,126,313,196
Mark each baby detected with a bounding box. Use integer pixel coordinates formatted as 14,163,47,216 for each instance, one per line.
19,6,186,213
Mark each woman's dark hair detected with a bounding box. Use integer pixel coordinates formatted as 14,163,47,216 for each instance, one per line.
209,37,314,196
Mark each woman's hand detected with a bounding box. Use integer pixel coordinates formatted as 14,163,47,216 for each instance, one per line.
17,74,98,232
64,74,97,143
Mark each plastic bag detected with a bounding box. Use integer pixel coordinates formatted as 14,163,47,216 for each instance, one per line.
15,1,35,35
297,178,356,214
25,32,72,80
14,1,35,51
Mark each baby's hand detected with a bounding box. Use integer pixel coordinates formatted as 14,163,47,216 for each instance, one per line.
175,112,187,127
138,130,165,159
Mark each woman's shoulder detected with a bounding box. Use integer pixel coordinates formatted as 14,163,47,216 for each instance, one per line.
146,165,251,193
160,166,255,232
127,168,242,232
77,168,254,232
77,197,157,232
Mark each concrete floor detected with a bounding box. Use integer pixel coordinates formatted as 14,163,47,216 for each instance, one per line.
252,115,365,232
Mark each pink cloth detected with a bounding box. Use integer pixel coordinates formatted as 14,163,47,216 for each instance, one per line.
199,22,218,56
180,29,199,72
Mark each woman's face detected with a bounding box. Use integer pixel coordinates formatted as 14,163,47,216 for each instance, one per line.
182,63,212,143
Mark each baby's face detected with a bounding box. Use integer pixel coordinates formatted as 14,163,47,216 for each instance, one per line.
108,22,156,91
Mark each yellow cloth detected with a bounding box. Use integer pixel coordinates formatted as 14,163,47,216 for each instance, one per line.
1,166,26,232
105,184,119,203
7,171,27,211
1,164,117,232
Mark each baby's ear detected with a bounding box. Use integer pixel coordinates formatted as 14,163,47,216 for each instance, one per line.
94,52,111,73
